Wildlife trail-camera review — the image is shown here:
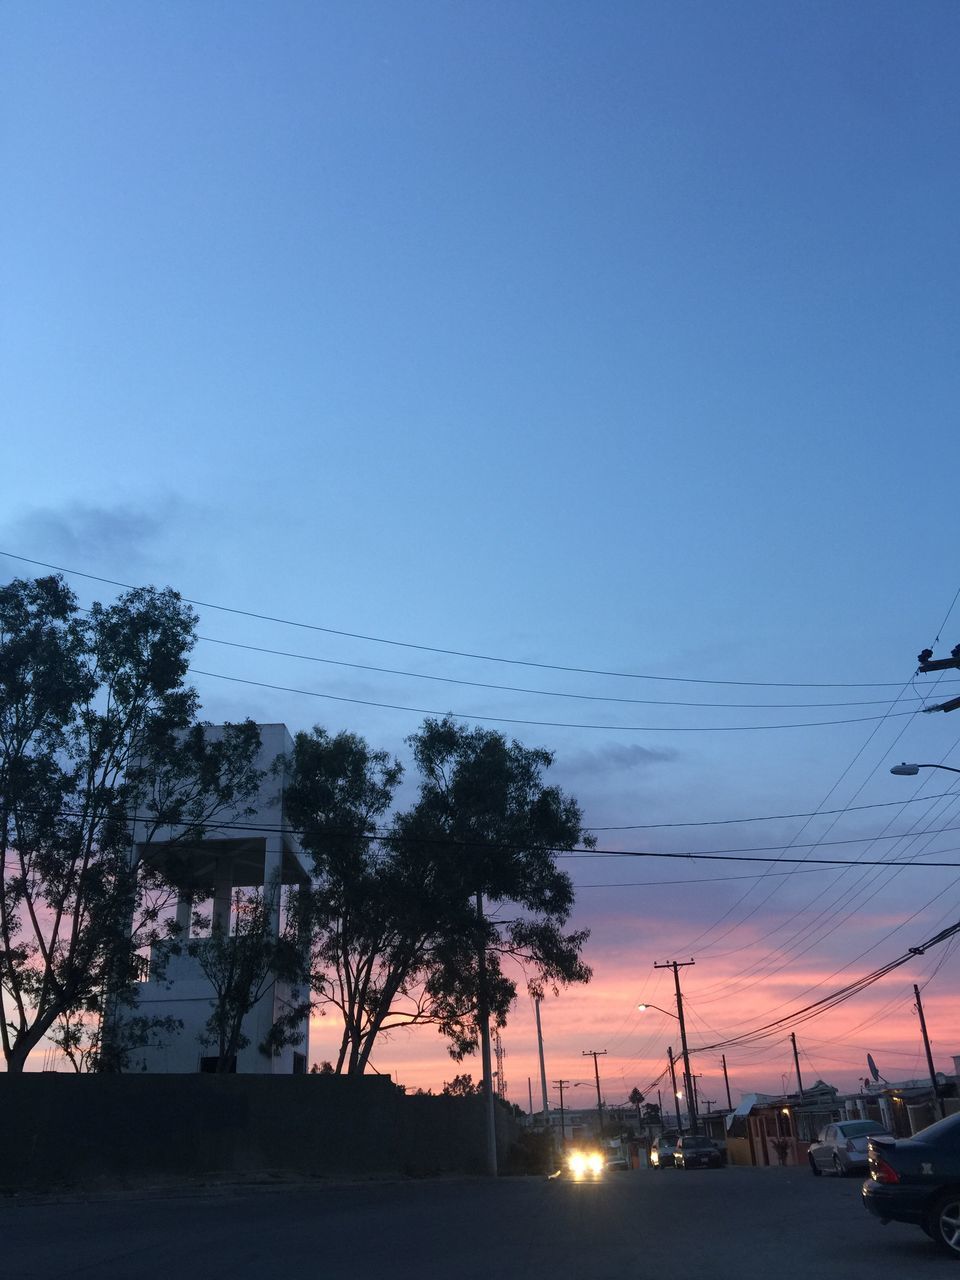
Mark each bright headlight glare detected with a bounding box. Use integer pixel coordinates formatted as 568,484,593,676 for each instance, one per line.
588,1154,603,1174
568,1152,587,1175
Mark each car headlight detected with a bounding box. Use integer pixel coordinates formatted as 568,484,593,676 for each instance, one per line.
568,1152,587,1175
587,1153,604,1175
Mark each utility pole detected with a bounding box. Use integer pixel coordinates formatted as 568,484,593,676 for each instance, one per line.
534,997,549,1122
691,1072,703,1115
553,1078,571,1145
583,1050,607,1139
657,1088,664,1131
721,1055,733,1111
656,959,698,1134
475,891,498,1175
914,984,946,1119
914,645,960,712
667,1046,682,1130
790,1032,805,1101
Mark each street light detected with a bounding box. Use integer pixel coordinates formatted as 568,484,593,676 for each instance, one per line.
890,762,960,776
639,1003,698,1135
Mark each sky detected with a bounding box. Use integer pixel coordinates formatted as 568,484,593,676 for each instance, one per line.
4,0,960,1110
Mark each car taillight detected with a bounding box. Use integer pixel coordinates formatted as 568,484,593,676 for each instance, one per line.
872,1156,900,1185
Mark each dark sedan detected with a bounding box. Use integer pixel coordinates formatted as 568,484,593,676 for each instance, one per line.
674,1136,723,1170
862,1112,960,1257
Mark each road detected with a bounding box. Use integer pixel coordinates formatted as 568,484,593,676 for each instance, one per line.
1,1165,952,1279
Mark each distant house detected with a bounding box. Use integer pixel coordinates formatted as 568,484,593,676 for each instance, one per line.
724,1070,960,1167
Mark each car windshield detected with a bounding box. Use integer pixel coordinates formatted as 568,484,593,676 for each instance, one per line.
837,1121,885,1137
681,1138,715,1149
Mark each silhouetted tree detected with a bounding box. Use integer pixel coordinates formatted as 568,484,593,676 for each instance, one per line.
284,717,593,1074
189,883,307,1072
0,574,262,1072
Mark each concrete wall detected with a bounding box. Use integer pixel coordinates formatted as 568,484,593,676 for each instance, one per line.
0,1075,520,1191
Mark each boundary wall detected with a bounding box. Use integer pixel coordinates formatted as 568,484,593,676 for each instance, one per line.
0,1074,518,1190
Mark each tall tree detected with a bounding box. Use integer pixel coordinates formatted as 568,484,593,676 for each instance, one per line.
285,717,593,1076
282,727,412,1074
398,716,594,1061
0,574,262,1072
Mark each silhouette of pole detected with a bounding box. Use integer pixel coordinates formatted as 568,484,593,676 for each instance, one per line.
476,891,497,1174
722,1054,733,1111
915,984,945,1119
535,997,550,1121
583,1050,607,1138
554,1078,571,1144
790,1032,805,1101
656,959,698,1134
668,1046,682,1130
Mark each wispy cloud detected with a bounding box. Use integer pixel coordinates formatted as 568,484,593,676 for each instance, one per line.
0,498,196,580
557,742,679,780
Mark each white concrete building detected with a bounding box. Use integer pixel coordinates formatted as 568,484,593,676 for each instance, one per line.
125,724,311,1074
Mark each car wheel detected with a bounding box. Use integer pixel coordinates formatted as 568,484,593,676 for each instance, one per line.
929,1192,960,1257
809,1155,822,1177
832,1155,846,1178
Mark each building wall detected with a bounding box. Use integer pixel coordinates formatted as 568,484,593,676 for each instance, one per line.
0,1075,520,1190
124,722,311,1074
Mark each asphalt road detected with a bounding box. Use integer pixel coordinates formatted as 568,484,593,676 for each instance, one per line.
1,1165,954,1280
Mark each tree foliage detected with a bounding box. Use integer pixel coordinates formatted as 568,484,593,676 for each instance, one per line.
397,717,593,1059
286,716,593,1075
0,574,262,1072
189,884,307,1072
282,727,411,1074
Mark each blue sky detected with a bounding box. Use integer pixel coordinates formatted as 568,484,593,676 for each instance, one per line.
4,1,960,1096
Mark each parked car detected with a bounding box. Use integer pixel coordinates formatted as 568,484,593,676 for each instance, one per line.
675,1135,723,1170
862,1113,960,1257
650,1133,679,1168
808,1119,889,1177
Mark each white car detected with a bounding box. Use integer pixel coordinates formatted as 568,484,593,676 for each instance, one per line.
650,1134,679,1168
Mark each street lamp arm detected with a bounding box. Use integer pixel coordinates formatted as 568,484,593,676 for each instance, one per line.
891,762,960,777
638,1003,679,1019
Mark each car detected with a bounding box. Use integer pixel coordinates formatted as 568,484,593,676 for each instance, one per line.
649,1133,679,1168
674,1135,723,1170
565,1148,605,1180
807,1119,889,1177
862,1112,960,1257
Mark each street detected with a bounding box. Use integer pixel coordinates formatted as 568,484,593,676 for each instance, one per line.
1,1165,952,1280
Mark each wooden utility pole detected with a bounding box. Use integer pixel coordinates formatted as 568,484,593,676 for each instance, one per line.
534,997,549,1121
656,959,698,1134
553,1078,571,1144
721,1054,733,1110
790,1032,805,1101
582,1050,607,1138
915,646,960,712
668,1046,682,1130
914,984,946,1118
476,891,498,1175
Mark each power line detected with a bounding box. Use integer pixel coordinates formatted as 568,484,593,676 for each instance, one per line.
590,790,960,830
188,666,924,733
0,549,943,691
194,633,924,710
688,917,960,1053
